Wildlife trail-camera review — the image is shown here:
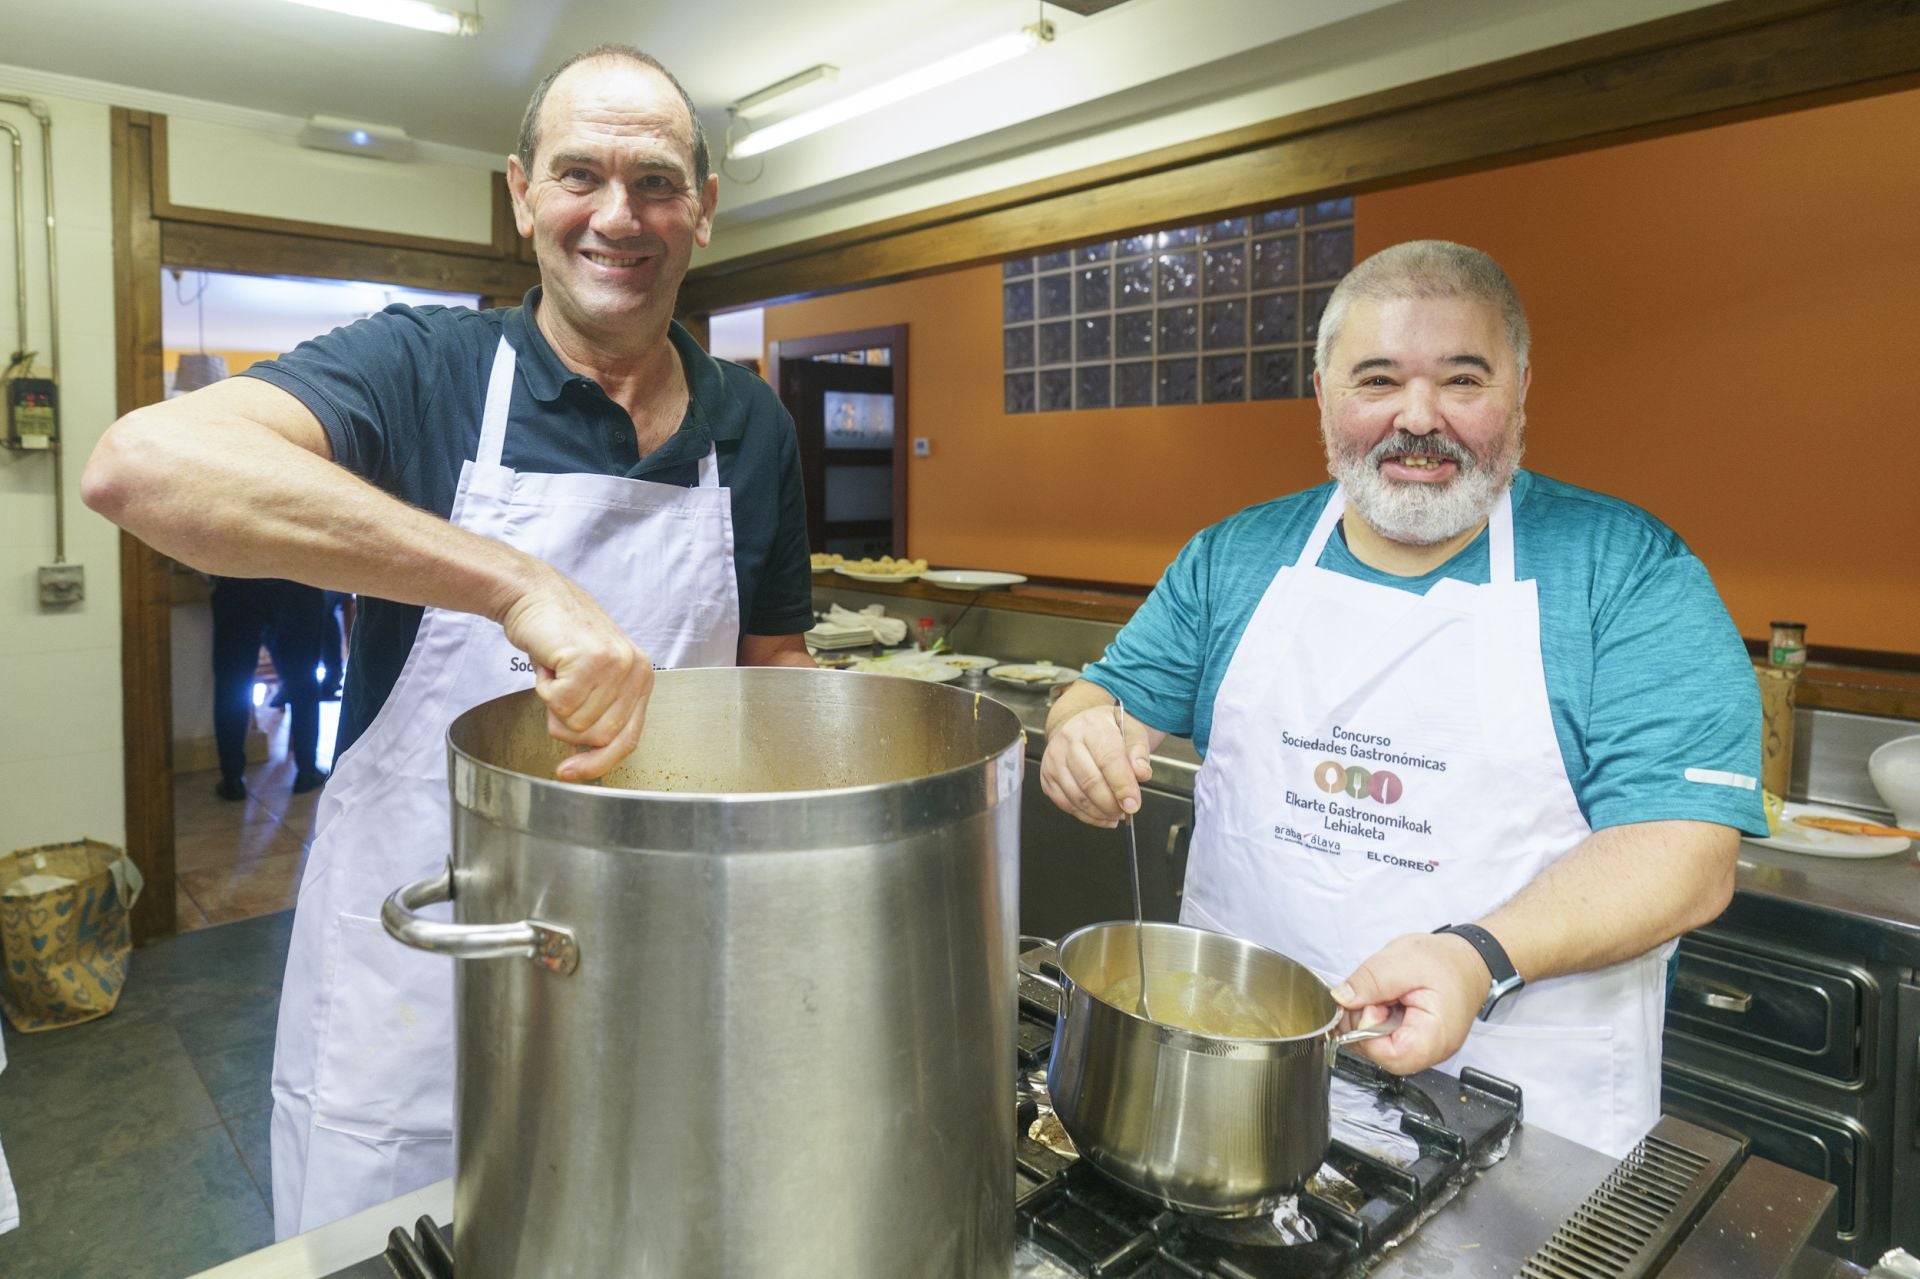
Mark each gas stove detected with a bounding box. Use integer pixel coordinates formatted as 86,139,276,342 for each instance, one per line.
1009,967,1522,1278
297,973,1856,1279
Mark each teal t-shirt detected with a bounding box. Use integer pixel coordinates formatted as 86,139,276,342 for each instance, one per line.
1084,470,1768,836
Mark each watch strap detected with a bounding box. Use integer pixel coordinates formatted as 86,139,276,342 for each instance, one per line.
1433,922,1524,1020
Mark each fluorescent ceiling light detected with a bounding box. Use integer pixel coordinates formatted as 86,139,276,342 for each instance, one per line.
282,0,481,37
730,21,1053,159
732,65,840,123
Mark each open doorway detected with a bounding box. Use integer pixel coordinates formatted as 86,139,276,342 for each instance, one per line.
161,268,479,932
768,325,909,557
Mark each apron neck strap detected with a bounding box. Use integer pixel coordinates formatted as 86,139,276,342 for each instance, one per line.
1299,484,1516,582
1487,486,1516,584
1296,486,1347,567
697,444,720,488
475,336,518,469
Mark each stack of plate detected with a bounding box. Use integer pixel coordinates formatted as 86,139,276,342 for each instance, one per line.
804,618,877,651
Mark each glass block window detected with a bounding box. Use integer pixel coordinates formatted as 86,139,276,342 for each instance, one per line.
1001,198,1353,412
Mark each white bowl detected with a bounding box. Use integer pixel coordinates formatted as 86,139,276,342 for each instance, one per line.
1867,734,1920,828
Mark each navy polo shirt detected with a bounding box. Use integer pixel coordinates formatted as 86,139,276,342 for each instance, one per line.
244,287,811,756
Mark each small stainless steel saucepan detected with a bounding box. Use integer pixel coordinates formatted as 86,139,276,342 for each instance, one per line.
1021,920,1397,1217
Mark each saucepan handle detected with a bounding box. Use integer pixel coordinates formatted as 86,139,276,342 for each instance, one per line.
1331,1007,1404,1048
381,864,580,976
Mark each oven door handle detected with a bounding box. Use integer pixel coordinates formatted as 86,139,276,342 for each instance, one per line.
1672,970,1752,1013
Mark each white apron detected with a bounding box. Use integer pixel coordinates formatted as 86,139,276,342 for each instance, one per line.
269,337,741,1238
1181,486,1666,1158
0,1033,18,1234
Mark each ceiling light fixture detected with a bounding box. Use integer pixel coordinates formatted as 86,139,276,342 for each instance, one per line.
282,0,481,37
298,115,417,161
731,65,840,123
729,20,1053,159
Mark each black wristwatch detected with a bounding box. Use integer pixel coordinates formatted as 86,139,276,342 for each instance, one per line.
1433,923,1525,1020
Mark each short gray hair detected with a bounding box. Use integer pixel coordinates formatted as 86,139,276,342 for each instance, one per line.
516,45,710,188
1314,240,1530,377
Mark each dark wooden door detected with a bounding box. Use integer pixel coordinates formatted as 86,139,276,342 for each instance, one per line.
769,325,908,559
782,357,902,557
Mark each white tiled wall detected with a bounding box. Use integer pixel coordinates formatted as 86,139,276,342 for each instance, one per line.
0,89,125,852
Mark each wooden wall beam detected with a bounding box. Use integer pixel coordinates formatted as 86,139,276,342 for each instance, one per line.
681,0,1920,313
161,220,540,298
109,107,177,944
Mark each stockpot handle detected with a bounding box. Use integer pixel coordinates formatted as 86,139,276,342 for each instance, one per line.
381,864,580,976
1017,934,1063,991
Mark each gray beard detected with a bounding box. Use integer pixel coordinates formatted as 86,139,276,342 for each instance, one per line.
1327,421,1524,547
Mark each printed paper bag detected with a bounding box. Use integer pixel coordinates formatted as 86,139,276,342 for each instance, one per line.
0,838,145,1033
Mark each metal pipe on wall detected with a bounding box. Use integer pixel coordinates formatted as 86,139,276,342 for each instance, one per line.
0,120,25,361
0,94,64,562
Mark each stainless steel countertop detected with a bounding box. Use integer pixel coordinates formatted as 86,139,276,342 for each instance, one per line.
1730,837,1920,956
200,1124,1619,1277
1369,1120,1616,1278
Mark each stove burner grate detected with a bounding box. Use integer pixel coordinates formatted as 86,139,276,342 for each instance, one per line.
1013,990,1522,1278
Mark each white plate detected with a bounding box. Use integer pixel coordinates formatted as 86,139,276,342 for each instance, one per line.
1749,802,1910,858
989,663,1080,688
920,570,1028,590
835,567,924,583
933,653,999,670
849,656,962,683
810,562,839,573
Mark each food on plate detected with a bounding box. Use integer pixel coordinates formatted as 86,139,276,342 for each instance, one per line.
1761,788,1785,836
840,555,928,576
809,552,844,569
990,662,1072,684
849,654,957,682
1790,814,1920,839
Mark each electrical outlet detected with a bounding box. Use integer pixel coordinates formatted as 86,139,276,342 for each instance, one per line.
39,563,84,607
913,437,931,457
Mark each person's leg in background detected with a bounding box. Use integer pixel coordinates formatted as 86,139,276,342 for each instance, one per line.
317,590,348,699
209,577,269,802
264,581,329,794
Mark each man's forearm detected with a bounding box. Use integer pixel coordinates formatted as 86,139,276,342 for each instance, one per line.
1045,679,1116,735
85,398,546,625
739,633,814,667
1479,820,1738,983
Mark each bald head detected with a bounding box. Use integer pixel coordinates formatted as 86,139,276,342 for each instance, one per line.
517,45,709,187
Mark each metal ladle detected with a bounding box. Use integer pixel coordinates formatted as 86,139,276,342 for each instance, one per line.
1115,699,1151,1021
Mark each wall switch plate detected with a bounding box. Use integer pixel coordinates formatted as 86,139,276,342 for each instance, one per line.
913,437,931,457
39,563,84,606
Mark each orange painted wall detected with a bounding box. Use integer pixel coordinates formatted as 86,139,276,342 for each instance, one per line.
765,275,1329,585
763,88,1920,653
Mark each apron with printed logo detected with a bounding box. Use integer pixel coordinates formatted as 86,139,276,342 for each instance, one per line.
1182,486,1666,1158
269,337,741,1237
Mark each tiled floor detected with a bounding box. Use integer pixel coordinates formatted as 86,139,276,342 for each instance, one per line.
0,703,341,1274
0,909,293,1277
173,701,338,932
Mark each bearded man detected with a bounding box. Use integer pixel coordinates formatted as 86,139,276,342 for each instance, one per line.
1039,239,1765,1158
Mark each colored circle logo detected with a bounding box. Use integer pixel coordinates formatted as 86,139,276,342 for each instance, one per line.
1310,759,1404,805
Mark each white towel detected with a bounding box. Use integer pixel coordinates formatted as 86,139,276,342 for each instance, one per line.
827,603,907,646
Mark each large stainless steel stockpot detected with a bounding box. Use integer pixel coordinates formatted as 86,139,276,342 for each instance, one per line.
381,669,1024,1278
1029,921,1391,1217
